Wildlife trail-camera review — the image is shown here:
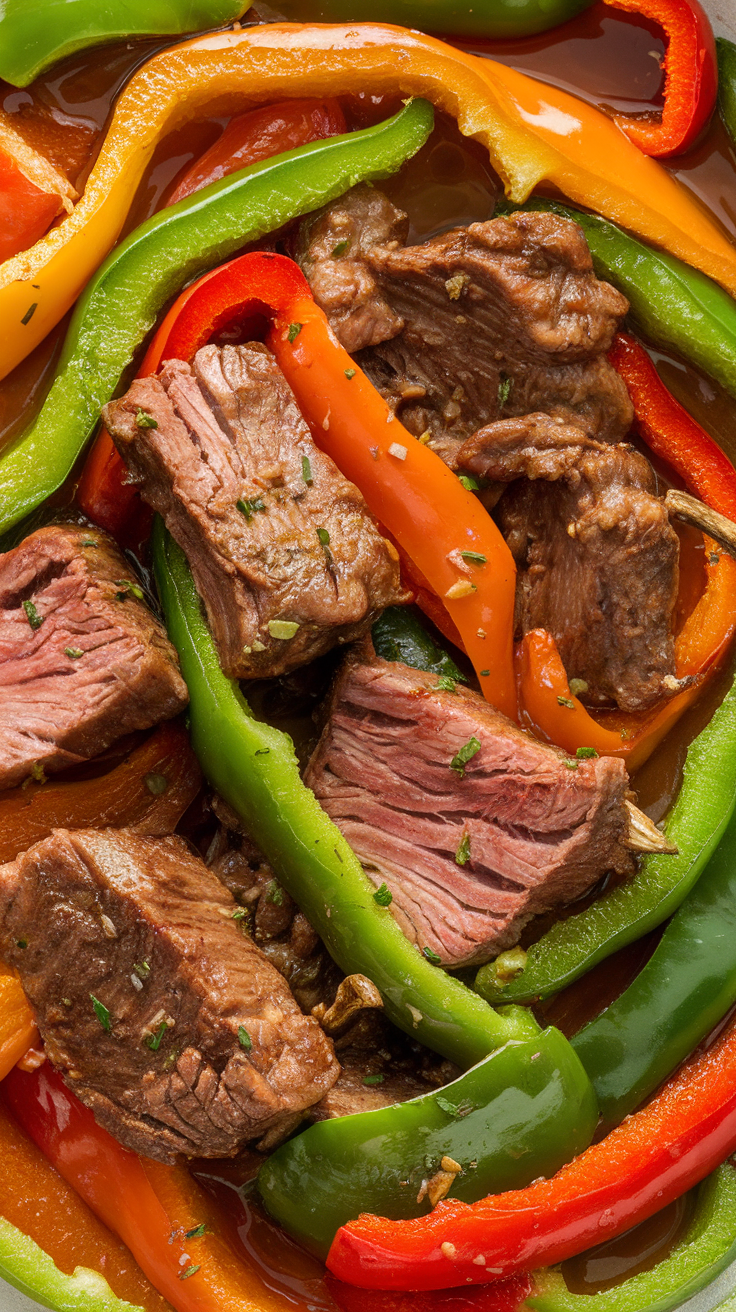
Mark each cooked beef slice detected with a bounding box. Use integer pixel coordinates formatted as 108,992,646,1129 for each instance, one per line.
102,343,405,680
304,649,633,968
0,828,339,1162
0,524,187,791
297,188,632,462
460,413,679,711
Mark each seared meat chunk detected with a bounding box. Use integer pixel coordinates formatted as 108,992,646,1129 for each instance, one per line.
103,343,404,680
0,525,187,791
297,187,632,463
305,649,633,967
0,828,339,1162
460,414,679,711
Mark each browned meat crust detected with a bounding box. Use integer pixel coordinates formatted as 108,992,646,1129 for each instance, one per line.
0,524,188,790
103,343,405,680
0,828,339,1162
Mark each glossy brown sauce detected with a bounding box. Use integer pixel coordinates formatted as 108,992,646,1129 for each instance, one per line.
1,6,734,1303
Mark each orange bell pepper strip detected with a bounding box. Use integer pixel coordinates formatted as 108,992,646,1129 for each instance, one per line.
0,1097,169,1311
0,970,37,1084
3,1061,311,1312
602,0,718,156
327,1012,736,1291
0,111,76,265
3,23,736,381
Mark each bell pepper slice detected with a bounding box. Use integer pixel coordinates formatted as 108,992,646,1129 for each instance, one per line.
0,1216,144,1312
327,1011,736,1291
0,1099,167,1311
0,721,201,865
475,668,736,1006
0,0,252,88
277,0,593,38
572,802,736,1126
527,1164,736,1312
602,0,718,156
718,38,736,151
326,1275,533,1311
3,24,736,384
0,110,76,265
0,99,434,541
258,1029,596,1259
0,970,37,1085
3,1061,304,1312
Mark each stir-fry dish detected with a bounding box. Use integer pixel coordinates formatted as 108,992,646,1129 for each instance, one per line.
2,1,736,1310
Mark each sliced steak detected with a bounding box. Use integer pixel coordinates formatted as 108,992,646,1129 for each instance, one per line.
460,413,679,711
0,524,187,791
0,828,339,1162
102,343,405,680
297,187,632,463
304,648,633,968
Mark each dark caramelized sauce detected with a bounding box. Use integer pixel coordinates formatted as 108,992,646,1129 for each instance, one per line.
1,6,735,1302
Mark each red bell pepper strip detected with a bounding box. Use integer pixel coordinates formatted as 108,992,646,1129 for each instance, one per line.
327,1012,736,1291
167,98,347,205
325,1274,532,1311
2,1061,312,1312
602,0,717,157
83,250,518,717
518,332,736,766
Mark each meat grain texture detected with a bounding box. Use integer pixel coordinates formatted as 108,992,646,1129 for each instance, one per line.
0,524,187,791
306,648,633,968
103,342,405,680
0,828,339,1161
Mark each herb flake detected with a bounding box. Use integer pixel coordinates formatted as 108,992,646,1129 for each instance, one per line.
115,579,144,601
460,551,487,566
344,367,356,380
363,1073,384,1085
576,746,599,759
373,882,393,907
238,1026,252,1051
287,322,302,343
65,646,83,659
236,497,266,521
423,946,442,965
179,1266,200,1281
185,1223,207,1240
498,374,513,408
436,676,457,693
301,455,313,484
450,736,481,778
317,527,330,548
23,599,43,630
146,1021,168,1051
90,994,112,1032
436,1096,474,1118
557,695,575,709
135,409,158,429
455,832,471,866
331,240,350,258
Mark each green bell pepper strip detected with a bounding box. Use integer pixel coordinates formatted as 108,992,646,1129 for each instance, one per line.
476,672,736,1007
496,198,736,402
717,39,736,152
0,1215,142,1312
152,521,587,1082
572,804,736,1128
527,1165,736,1312
276,0,594,38
0,0,252,88
258,1029,596,1259
0,99,434,540
371,605,465,682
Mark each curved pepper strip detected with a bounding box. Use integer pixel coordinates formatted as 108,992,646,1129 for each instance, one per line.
573,803,736,1126
527,1165,736,1312
602,0,717,156
277,0,593,38
0,100,434,540
718,39,736,150
0,111,76,264
2,23,736,382
152,519,580,1076
475,669,736,1005
0,970,36,1084
327,1014,736,1291
258,1030,596,1258
3,1062,305,1312
0,1218,143,1312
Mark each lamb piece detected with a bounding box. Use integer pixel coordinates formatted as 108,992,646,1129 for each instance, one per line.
0,828,339,1162
459,413,680,711
304,648,634,968
0,524,188,791
297,188,633,464
102,343,405,680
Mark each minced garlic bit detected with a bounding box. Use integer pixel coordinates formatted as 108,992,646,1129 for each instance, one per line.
473,1254,487,1266
322,410,330,431
131,973,144,992
388,442,407,460
417,430,432,444
407,1003,423,1028
445,580,477,600
268,620,300,640
494,945,528,983
100,914,117,939
251,639,266,652
476,628,486,639
445,273,470,301
569,678,589,696
441,1242,458,1259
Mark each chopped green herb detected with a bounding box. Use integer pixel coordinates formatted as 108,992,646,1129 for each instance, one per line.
498,373,513,408
344,367,356,380
133,961,150,980
135,409,158,429
458,474,481,492
179,1266,200,1281
267,880,284,906
363,1073,385,1085
238,1026,252,1051
460,551,487,566
576,746,599,759
450,736,481,778
301,455,313,484
115,579,144,601
479,669,490,677
16,939,27,950
373,882,393,906
423,946,442,965
31,762,46,785
331,239,350,258
317,527,331,547
81,539,98,548
185,1223,207,1240
91,994,112,1032
436,676,457,693
564,759,579,770
557,695,575,709
254,748,270,756
455,832,471,866
436,1096,474,1118
21,303,38,326
287,322,302,343
232,908,248,920
22,599,43,630
62,997,72,1007
236,497,266,521
146,1021,168,1051
64,646,83,659
144,772,169,796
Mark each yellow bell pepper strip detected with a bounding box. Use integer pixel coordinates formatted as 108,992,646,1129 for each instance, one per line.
2,22,736,382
